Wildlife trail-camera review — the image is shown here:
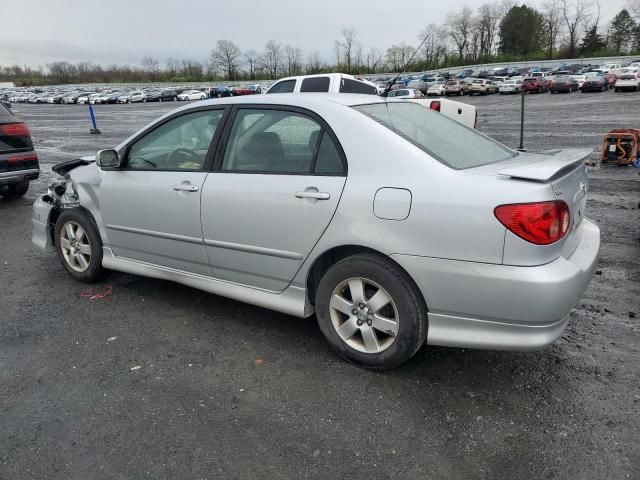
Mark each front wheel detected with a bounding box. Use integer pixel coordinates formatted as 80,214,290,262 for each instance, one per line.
55,209,104,282
315,254,428,369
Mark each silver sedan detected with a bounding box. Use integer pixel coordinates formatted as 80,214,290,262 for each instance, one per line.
32,94,600,369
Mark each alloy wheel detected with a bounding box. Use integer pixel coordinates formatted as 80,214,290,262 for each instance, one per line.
60,221,91,272
329,277,399,354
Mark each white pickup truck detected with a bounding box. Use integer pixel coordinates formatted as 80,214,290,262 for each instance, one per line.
265,73,478,129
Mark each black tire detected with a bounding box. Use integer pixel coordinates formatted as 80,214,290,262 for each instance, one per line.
173,96,178,101
54,209,104,283
315,253,428,370
0,180,29,199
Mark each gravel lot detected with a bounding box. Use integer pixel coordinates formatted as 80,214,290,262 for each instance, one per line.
1,92,639,479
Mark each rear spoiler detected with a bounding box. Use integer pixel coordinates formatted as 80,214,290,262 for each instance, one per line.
498,149,593,182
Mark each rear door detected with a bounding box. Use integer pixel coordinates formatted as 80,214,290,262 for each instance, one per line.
201,106,347,291
99,107,227,275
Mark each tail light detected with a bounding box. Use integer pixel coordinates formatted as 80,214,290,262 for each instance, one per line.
0,122,30,137
494,201,570,245
430,101,441,112
8,153,38,164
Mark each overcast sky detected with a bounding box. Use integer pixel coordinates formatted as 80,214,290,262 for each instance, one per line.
0,0,631,68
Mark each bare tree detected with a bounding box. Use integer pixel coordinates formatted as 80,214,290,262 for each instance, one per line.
306,51,323,74
283,45,303,76
446,6,475,60
333,40,342,67
420,24,450,68
166,58,178,78
210,39,242,80
561,0,591,58
475,3,502,61
628,0,640,19
366,47,383,73
354,43,364,73
338,28,357,72
385,43,415,72
141,56,160,80
260,39,282,79
245,50,259,80
541,0,564,58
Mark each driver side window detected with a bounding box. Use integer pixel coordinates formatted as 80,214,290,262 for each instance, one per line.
126,109,223,170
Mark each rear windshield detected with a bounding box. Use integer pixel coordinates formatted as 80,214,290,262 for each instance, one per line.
353,102,515,169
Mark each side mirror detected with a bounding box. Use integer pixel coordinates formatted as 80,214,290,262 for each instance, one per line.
96,149,121,168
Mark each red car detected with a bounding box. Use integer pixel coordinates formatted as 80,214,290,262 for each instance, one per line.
522,77,548,93
231,85,261,96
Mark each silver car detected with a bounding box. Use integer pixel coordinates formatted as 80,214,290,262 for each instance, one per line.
32,94,600,369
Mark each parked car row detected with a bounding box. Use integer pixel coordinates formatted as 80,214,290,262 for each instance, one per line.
0,83,268,106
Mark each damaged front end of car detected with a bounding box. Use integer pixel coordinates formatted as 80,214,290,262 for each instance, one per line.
31,157,97,252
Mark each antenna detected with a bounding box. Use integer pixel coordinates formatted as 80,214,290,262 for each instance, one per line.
382,33,431,97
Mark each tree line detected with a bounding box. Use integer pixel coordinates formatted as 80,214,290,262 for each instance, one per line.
2,1,640,86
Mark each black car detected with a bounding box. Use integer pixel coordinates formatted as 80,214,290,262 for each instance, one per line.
147,89,179,102
0,102,38,199
103,92,125,104
209,86,232,98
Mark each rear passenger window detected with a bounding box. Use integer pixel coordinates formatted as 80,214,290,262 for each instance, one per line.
267,80,296,94
313,133,344,175
300,77,330,92
339,78,378,95
222,109,321,173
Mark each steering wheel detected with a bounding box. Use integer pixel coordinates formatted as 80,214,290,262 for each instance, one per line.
167,148,200,166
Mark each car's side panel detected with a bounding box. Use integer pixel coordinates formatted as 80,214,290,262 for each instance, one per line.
201,174,346,291
100,170,213,276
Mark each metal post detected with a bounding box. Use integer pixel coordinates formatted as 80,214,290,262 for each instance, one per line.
518,88,525,151
88,102,101,134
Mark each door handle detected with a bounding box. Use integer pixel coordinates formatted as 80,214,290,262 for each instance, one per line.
173,184,199,192
295,191,330,200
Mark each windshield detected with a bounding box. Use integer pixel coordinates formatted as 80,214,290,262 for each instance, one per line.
353,102,515,169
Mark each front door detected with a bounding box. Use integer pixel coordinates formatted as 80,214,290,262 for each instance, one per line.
100,108,226,276
201,107,347,291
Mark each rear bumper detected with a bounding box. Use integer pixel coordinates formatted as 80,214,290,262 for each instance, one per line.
392,218,600,351
0,168,39,186
31,196,55,251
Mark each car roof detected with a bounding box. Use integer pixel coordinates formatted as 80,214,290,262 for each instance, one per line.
174,93,387,110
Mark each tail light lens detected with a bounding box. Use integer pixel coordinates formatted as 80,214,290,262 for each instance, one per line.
0,122,30,137
8,153,38,164
494,201,570,245
430,101,441,112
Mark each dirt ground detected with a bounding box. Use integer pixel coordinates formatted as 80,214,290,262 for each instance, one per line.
1,91,639,479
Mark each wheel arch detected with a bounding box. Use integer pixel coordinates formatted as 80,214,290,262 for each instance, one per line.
49,205,100,246
305,244,427,310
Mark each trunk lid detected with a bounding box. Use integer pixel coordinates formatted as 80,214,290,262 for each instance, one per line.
470,149,592,262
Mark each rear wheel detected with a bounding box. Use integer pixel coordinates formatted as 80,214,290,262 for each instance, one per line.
173,96,178,101
54,209,104,283
0,180,29,199
315,254,427,369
